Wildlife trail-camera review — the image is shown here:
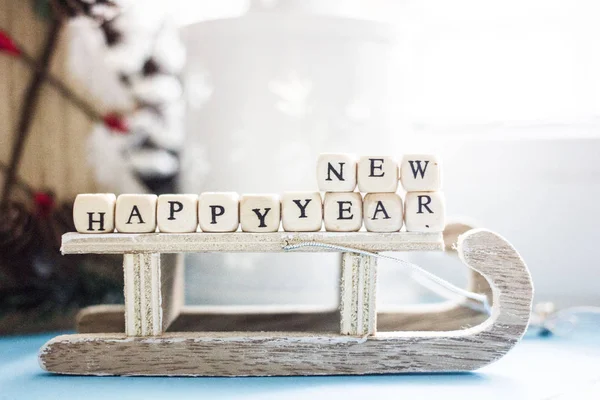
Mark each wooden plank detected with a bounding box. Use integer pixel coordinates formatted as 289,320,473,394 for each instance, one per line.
123,254,142,335
61,232,444,254
123,253,183,336
124,253,161,336
40,330,503,376
340,253,377,335
41,229,533,376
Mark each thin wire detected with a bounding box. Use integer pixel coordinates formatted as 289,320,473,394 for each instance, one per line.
282,241,491,315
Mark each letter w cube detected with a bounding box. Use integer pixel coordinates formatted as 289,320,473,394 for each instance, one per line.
400,154,441,192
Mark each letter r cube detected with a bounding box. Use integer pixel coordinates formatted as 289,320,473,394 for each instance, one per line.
404,191,445,232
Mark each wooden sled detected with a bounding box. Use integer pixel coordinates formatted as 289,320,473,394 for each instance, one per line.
39,225,533,376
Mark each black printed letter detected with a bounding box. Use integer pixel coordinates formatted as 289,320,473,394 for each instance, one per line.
409,160,430,179
168,201,183,220
126,205,145,224
369,158,385,177
371,201,391,220
417,195,433,214
337,201,353,220
210,205,225,224
326,162,345,181
87,212,106,231
292,199,312,218
252,208,271,228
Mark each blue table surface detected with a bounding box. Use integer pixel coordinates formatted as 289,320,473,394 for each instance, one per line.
0,332,599,400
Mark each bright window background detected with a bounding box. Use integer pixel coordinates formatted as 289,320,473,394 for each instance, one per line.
404,0,600,130
170,0,600,135
169,0,600,307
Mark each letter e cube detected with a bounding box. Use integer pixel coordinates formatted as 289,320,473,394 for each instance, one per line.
323,192,362,232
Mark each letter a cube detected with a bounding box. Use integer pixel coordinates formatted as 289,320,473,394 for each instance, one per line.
363,193,403,232
115,194,158,233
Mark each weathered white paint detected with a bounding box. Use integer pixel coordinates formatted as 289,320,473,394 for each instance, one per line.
340,253,377,335
61,231,444,254
124,254,162,336
41,229,533,376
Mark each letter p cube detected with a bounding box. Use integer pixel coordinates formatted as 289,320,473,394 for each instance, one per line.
157,194,199,233
198,192,240,232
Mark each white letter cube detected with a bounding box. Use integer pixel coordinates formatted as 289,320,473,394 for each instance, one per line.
400,154,442,192
357,156,399,193
157,194,198,233
240,194,281,232
115,194,158,233
73,193,116,233
323,192,363,232
363,193,403,232
404,192,445,232
198,192,240,232
317,153,357,192
281,191,323,232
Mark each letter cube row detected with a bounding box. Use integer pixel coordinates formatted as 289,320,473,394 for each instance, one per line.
74,192,322,234
74,191,445,234
323,192,445,233
317,153,442,193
